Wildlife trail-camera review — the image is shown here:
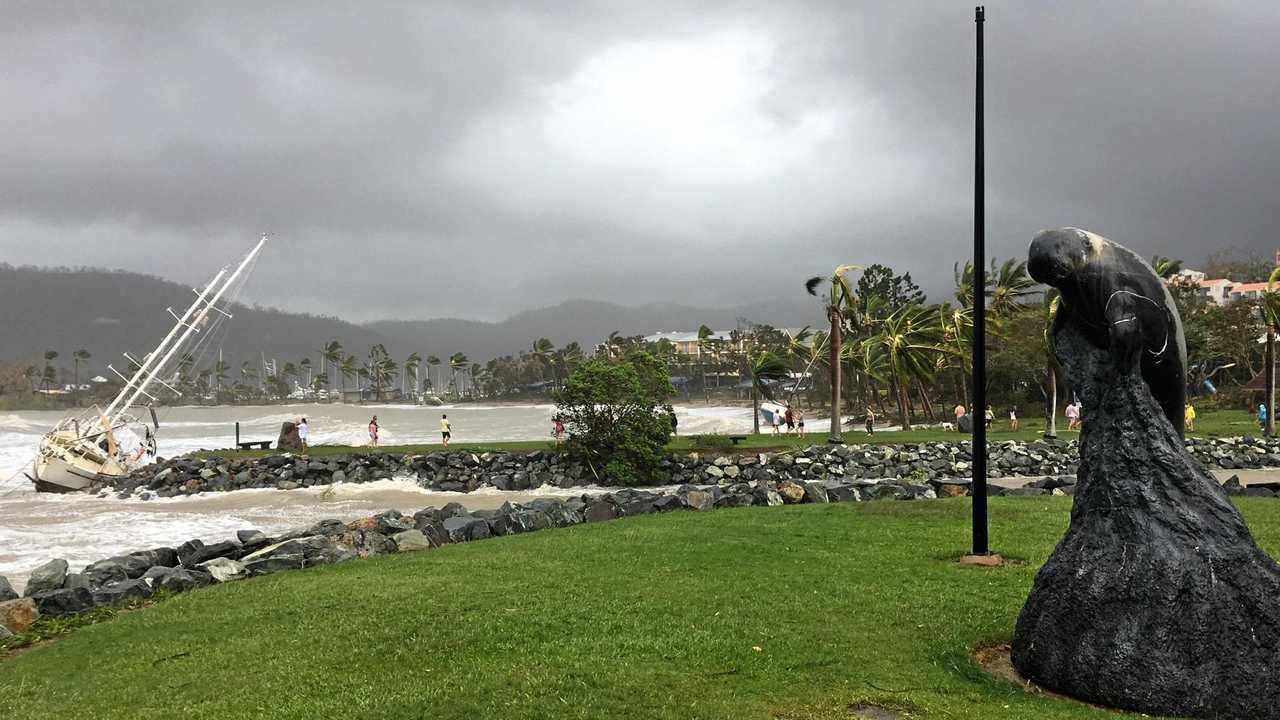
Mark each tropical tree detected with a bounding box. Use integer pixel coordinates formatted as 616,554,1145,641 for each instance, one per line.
72,348,91,402
873,303,948,430
1260,267,1280,437
299,357,313,388
340,354,358,399
404,352,422,397
748,350,791,434
1042,290,1062,437
448,353,469,398
363,344,397,400
213,359,230,396
1151,255,1184,279
41,349,58,391
986,259,1038,319
425,355,441,393
805,264,860,441
532,338,555,385
321,341,344,399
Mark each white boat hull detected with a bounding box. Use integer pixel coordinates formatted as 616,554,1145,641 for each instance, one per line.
28,455,101,493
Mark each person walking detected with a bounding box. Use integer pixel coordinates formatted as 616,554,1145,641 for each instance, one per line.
1259,403,1268,432
552,415,565,445
784,404,795,433
1065,401,1080,431
796,408,806,438
1184,402,1196,433
441,413,452,446
771,408,782,435
367,415,379,447
669,409,678,437
298,417,309,450
984,404,995,430
865,407,875,437
953,403,966,430
1008,406,1019,433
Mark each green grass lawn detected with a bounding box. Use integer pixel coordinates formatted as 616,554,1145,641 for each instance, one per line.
199,408,1259,460
7,497,1280,719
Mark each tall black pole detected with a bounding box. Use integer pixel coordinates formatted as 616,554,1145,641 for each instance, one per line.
971,5,989,556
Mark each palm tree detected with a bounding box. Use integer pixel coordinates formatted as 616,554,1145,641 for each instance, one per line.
363,344,397,401
321,341,343,400
986,259,1038,319
873,303,948,431
1151,255,1184,280
425,355,441,393
213,359,230,396
72,348,91,402
805,264,860,442
41,349,59,391
749,350,791,434
404,352,422,397
449,352,469,398
1041,290,1062,438
529,338,555,386
1260,268,1280,437
299,357,313,388
340,354,358,400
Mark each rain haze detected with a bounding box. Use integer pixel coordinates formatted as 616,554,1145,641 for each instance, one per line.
1,1,1276,322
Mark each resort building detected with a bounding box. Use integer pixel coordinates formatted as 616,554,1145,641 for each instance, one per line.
1169,268,1276,306
641,330,735,356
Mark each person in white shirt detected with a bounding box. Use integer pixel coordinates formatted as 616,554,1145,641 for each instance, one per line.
298,417,309,450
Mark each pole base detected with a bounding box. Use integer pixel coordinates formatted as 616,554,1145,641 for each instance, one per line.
959,553,1005,567
826,436,845,445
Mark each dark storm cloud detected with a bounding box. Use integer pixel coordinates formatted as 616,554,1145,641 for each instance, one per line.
1,1,1276,321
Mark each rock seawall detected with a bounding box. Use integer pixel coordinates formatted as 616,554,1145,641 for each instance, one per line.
3,475,954,630
89,436,1280,499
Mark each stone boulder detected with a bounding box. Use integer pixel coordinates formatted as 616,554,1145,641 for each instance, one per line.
391,530,431,552
276,421,304,452
197,557,248,583
777,481,806,504
0,597,38,633
31,587,94,616
92,578,154,605
442,516,491,543
0,575,15,601
180,541,240,568
24,559,69,596
81,559,129,589
583,500,618,523
143,566,213,592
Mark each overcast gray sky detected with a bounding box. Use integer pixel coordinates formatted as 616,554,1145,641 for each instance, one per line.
1,1,1276,322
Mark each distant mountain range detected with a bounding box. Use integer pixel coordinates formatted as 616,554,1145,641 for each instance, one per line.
0,264,821,375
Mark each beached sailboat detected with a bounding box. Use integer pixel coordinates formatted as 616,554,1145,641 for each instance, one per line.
27,237,267,493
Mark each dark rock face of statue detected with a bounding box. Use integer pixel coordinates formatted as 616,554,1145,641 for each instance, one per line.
1013,228,1280,719
1027,227,1186,436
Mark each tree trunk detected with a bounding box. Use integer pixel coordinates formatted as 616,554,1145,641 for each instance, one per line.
893,366,912,431
1045,364,1058,437
1268,328,1275,437
916,379,936,422
828,310,843,442
752,385,761,434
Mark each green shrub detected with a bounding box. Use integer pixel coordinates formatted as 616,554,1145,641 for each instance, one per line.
555,351,673,484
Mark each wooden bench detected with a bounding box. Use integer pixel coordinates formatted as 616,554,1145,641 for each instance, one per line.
237,440,272,450
727,435,749,446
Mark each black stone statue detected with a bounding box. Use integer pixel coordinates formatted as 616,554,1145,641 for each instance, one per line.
1013,228,1280,719
1027,227,1186,436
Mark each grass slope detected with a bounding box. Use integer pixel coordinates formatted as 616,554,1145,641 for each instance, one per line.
7,497,1280,719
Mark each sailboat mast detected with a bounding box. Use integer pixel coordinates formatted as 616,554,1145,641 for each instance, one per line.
102,268,227,420
110,235,267,424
